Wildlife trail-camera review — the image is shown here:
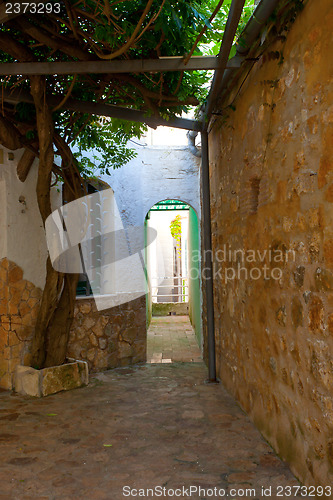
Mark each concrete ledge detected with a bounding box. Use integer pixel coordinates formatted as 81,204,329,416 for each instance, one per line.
152,302,189,316
14,359,89,397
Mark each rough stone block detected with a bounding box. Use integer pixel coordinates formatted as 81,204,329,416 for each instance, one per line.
98,338,107,350
291,297,303,328
324,239,333,266
83,317,95,330
80,301,92,314
14,365,41,397
0,258,9,270
8,264,23,283
118,341,133,358
92,319,105,338
14,360,89,397
41,360,89,396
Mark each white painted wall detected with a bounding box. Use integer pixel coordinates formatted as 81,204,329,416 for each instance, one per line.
99,136,201,225
0,146,61,288
95,130,200,306
0,127,200,295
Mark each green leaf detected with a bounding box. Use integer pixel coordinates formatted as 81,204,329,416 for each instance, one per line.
228,45,237,59
171,11,182,30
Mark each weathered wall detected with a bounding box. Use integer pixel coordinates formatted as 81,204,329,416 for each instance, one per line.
208,0,333,486
68,296,146,372
0,265,146,389
0,258,42,389
99,142,201,226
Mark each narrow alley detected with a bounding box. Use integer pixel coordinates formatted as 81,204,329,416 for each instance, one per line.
0,0,332,491
147,316,202,364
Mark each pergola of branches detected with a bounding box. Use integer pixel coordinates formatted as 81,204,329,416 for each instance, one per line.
0,0,263,368
0,0,213,114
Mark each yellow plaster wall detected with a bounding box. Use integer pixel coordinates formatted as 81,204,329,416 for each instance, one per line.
208,0,333,485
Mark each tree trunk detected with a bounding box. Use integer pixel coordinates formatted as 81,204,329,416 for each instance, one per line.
0,36,83,369
30,258,64,368
44,273,79,367
30,76,81,369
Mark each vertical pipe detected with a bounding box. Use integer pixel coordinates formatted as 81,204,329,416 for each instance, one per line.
201,129,216,382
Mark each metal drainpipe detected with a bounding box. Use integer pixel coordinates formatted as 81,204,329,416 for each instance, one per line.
187,127,215,379
201,128,217,382
218,0,281,94
236,0,280,55
187,131,202,157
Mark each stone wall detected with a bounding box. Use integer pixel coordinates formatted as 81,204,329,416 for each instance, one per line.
207,0,333,486
0,258,42,389
67,296,146,372
0,256,146,388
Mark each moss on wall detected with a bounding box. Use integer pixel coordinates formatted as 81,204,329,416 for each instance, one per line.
152,302,189,316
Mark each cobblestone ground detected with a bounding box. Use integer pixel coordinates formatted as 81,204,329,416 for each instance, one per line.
147,316,201,363
0,363,306,499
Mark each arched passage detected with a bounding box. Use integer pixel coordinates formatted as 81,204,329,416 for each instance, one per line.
144,199,202,364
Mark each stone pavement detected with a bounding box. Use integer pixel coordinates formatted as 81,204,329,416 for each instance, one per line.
147,316,201,363
0,362,306,499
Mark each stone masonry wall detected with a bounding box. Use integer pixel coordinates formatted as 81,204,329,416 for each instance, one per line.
68,296,146,372
207,0,333,486
0,256,146,388
0,258,42,389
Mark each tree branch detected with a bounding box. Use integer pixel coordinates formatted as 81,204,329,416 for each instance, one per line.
0,115,22,150
30,75,54,223
13,17,91,61
52,74,77,112
92,0,154,60
112,73,199,105
17,147,36,181
0,32,35,61
184,0,225,64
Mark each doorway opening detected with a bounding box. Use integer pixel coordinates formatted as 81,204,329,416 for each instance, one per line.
145,200,202,364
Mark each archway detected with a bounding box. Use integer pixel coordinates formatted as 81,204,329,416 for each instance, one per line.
144,199,202,364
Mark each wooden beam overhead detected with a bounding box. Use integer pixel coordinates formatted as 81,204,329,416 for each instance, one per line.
2,88,202,131
0,56,242,76
204,0,247,122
